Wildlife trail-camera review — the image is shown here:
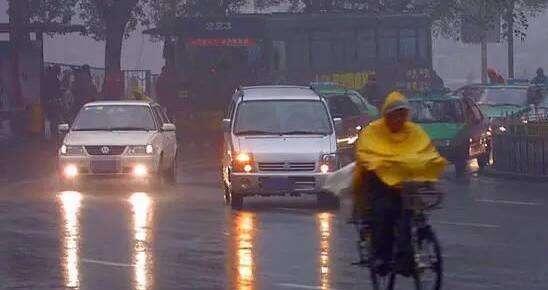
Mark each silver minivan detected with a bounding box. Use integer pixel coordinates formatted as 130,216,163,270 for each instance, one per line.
221,86,341,209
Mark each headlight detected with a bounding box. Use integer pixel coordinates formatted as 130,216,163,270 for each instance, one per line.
233,152,254,173
319,153,338,174
337,135,359,145
128,145,154,155
60,145,84,156
498,126,507,132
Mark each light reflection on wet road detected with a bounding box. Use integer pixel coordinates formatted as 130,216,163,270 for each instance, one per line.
130,192,154,290
1,163,548,290
59,191,82,289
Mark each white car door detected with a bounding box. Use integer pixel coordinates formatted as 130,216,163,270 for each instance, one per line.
152,105,176,166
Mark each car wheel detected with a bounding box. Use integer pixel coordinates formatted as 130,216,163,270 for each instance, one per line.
166,154,177,185
477,153,489,169
230,192,244,210
317,191,340,210
151,157,166,191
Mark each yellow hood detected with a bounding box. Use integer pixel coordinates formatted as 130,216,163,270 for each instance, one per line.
355,92,447,186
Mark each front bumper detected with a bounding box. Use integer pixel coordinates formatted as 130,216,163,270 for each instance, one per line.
230,172,328,196
58,155,157,180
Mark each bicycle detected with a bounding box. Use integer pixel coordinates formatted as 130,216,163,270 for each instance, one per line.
353,182,444,290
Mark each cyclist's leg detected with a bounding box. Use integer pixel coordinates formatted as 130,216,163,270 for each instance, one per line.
371,193,397,267
394,207,414,275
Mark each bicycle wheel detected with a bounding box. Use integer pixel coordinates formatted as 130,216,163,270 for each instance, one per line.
412,228,443,290
370,267,396,290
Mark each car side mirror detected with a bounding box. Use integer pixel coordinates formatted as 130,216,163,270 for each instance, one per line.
161,123,176,132
333,117,343,132
222,118,231,132
58,124,69,134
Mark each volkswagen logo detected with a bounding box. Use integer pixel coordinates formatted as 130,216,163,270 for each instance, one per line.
283,162,291,170
100,146,110,154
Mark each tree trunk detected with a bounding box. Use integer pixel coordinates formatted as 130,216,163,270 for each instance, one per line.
506,5,515,79
481,40,488,84
102,21,126,100
7,0,30,108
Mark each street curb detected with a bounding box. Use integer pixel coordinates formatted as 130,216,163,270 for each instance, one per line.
480,168,548,182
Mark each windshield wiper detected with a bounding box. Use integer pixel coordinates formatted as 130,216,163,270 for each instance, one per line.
72,128,112,131
480,102,522,107
109,127,151,131
281,131,329,135
234,130,280,135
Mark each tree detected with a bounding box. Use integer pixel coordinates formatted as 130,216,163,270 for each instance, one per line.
7,0,78,107
78,0,154,100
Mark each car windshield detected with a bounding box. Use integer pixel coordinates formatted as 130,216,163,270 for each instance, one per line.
326,94,364,118
72,105,156,131
410,100,463,123
234,100,333,135
479,88,528,106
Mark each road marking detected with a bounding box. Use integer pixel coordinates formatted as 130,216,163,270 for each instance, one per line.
436,221,501,229
82,258,133,268
475,199,543,206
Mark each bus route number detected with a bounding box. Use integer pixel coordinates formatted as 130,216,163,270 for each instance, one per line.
205,22,232,31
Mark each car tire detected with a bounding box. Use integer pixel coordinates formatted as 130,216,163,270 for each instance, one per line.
230,192,244,210
166,154,177,185
151,157,166,191
317,191,340,210
477,153,490,170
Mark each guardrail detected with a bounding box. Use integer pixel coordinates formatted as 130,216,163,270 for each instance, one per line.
493,135,547,176
492,115,548,177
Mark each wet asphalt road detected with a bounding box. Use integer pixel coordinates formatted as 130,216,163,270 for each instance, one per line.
1,156,547,290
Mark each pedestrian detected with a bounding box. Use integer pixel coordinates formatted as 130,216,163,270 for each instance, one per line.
487,68,505,84
156,65,177,119
531,67,547,85
42,65,62,139
360,74,381,109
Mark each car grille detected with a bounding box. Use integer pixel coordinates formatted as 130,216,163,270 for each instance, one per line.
258,162,316,172
85,146,126,156
90,160,120,174
290,176,316,191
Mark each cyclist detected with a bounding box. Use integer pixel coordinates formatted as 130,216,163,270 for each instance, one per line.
352,91,446,276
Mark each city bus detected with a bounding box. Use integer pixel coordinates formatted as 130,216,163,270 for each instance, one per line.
146,12,433,111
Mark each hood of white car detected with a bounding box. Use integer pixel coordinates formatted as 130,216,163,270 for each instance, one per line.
235,135,335,162
63,131,156,146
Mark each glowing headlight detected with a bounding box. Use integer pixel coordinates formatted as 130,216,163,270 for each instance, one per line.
233,152,254,173
236,152,251,163
133,164,148,177
63,164,78,178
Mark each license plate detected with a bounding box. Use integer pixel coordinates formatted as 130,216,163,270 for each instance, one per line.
91,160,118,173
261,177,292,191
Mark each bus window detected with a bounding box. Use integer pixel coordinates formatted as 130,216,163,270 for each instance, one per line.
311,41,331,70
399,29,417,59
288,37,309,70
357,30,376,64
273,41,287,71
417,28,429,62
380,29,397,62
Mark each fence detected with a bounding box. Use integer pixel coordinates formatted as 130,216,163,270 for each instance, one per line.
492,115,548,177
45,62,154,100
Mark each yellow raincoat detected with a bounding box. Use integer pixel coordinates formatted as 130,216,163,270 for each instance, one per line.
353,92,447,212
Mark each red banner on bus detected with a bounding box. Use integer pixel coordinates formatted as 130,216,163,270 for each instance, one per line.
187,38,257,47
